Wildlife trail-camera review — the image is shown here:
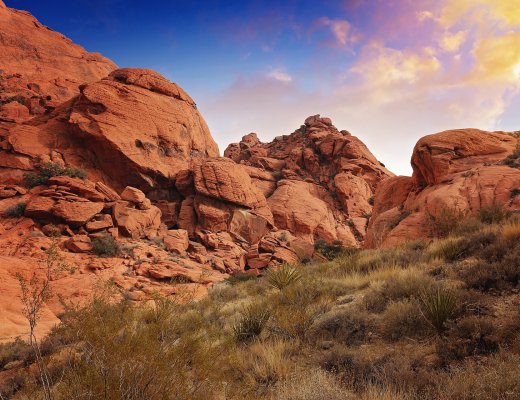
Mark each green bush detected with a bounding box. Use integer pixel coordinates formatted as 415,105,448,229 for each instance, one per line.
233,303,270,342
314,239,348,260
92,234,121,257
420,286,457,333
265,264,302,290
3,202,26,217
24,162,87,187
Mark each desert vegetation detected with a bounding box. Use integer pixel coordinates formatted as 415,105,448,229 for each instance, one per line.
2,210,520,399
24,162,87,188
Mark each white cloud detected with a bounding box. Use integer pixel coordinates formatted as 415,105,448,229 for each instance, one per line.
267,68,293,83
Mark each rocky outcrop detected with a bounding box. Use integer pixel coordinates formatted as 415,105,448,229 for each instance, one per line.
225,115,393,247
367,129,520,247
412,129,517,186
68,68,220,191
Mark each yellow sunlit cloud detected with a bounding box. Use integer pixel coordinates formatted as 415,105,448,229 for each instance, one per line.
439,30,468,52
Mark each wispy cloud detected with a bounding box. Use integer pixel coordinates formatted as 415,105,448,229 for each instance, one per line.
313,17,358,48
267,68,293,83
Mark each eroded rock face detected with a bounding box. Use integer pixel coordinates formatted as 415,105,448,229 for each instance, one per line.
0,67,219,193
367,129,520,247
68,68,220,191
225,115,393,247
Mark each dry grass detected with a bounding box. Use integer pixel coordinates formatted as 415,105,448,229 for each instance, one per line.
275,368,356,400
6,213,520,400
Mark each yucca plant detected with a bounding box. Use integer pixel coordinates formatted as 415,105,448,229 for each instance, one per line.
420,286,457,334
233,303,270,342
265,264,302,290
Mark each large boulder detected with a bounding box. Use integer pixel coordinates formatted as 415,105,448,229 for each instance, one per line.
411,129,516,186
67,68,219,192
112,201,162,239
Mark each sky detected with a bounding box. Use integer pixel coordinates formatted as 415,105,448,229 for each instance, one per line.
7,0,520,175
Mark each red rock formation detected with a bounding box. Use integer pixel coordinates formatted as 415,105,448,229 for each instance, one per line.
0,3,396,342
0,2,116,119
225,115,394,248
367,129,520,247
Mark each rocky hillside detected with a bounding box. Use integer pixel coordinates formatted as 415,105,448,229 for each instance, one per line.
0,2,392,341
366,129,520,247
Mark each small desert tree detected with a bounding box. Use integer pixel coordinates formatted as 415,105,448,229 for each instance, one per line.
16,239,65,400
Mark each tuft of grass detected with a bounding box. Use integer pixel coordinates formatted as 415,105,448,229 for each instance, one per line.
428,205,466,238
265,264,302,290
3,202,26,217
233,303,270,342
478,203,506,224
501,218,520,242
378,299,429,341
426,237,467,262
24,162,87,187
420,286,457,333
276,368,356,400
92,234,121,257
240,340,294,390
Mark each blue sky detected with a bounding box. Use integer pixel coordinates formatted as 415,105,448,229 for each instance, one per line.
7,0,520,175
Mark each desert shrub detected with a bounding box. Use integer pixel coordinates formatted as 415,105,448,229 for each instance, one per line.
314,239,348,260
420,286,458,333
364,269,435,313
426,237,467,262
511,188,520,198
3,202,26,217
226,272,258,285
456,257,520,292
428,205,466,238
458,261,501,291
0,338,33,369
24,162,87,187
378,299,430,341
265,264,302,290
239,340,294,391
441,316,500,359
501,218,520,242
478,203,506,224
271,283,330,340
439,352,520,400
310,307,373,346
208,283,239,303
452,217,485,236
233,303,270,342
276,368,355,400
502,147,520,168
478,237,511,263
92,234,121,257
42,297,225,400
